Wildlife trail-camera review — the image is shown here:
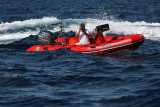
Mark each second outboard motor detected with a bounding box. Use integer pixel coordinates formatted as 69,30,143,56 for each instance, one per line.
38,30,55,45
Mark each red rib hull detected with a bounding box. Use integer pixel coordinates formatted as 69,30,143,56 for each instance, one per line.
26,34,144,55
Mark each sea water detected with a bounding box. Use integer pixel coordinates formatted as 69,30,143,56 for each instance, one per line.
0,0,160,107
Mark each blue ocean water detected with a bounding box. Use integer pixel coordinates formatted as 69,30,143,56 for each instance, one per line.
0,0,160,107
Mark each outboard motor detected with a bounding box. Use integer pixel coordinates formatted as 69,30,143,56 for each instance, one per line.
38,30,55,45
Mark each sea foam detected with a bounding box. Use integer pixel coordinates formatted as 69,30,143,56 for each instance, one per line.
0,17,160,44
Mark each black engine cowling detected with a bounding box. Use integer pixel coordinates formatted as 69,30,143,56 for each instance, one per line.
38,30,55,45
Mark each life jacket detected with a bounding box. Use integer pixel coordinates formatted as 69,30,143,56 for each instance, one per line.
94,32,105,44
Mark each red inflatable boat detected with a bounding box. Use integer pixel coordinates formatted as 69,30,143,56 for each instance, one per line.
26,23,144,55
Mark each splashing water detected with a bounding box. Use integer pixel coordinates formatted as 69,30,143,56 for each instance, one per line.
0,17,160,44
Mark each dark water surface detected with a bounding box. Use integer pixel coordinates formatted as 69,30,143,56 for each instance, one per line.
0,0,160,107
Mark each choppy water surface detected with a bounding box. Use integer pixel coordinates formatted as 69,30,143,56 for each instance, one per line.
0,0,160,107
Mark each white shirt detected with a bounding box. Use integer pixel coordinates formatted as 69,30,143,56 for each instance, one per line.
76,29,90,45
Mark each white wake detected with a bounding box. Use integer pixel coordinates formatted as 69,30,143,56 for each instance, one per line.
0,17,160,44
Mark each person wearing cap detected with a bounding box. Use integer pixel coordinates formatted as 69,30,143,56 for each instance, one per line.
75,23,90,45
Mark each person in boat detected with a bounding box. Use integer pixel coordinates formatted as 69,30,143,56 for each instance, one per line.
75,23,90,45
94,26,106,44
